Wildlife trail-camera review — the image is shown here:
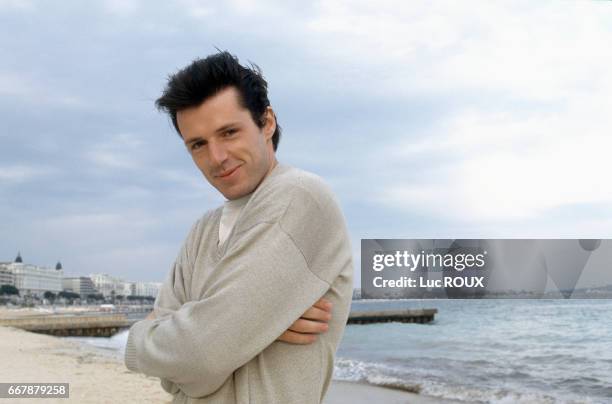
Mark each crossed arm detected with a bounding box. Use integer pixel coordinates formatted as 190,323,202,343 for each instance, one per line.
125,219,336,398
146,297,332,344
142,297,332,397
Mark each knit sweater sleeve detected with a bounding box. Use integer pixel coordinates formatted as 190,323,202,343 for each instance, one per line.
123,187,344,398
124,217,200,395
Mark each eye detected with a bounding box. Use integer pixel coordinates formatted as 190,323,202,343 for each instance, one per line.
223,128,237,137
191,140,205,151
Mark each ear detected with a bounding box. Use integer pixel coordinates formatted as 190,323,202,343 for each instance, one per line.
263,107,276,142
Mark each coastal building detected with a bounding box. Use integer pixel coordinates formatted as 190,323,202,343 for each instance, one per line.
4,253,63,296
62,276,98,297
0,262,15,286
120,282,135,297
133,281,162,298
2,254,164,300
89,273,125,297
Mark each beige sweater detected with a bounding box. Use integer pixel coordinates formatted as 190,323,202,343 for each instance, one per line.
125,164,354,403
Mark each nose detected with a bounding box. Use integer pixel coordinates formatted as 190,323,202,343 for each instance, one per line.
208,140,228,167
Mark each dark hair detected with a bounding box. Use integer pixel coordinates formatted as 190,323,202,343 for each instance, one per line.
155,51,281,151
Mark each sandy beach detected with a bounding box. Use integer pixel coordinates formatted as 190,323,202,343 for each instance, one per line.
0,325,460,404
0,325,171,403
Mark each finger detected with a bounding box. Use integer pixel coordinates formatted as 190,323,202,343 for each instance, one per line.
289,318,329,334
301,306,332,322
276,330,318,345
313,298,333,311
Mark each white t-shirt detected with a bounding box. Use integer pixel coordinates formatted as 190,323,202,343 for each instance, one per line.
219,193,252,246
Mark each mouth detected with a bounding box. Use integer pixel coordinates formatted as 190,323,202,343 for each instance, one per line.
216,165,241,179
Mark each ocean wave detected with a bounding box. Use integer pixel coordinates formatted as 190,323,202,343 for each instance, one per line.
333,357,422,393
333,357,608,404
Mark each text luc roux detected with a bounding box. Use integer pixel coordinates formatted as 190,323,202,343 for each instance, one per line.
371,250,487,289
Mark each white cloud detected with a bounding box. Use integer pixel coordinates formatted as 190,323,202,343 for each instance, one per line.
176,0,214,18
85,133,147,169
0,72,34,97
40,211,161,247
0,71,86,107
379,106,612,222
0,0,35,12
0,164,56,183
157,168,209,191
306,1,612,101
102,0,141,16
300,1,612,225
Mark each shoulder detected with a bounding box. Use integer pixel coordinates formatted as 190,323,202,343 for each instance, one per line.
272,166,352,280
260,164,337,212
280,166,335,202
235,165,339,233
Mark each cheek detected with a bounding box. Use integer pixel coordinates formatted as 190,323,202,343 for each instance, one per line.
193,157,211,175
250,137,268,160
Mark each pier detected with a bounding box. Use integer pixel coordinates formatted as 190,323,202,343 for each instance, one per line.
0,313,131,337
0,306,437,335
347,308,437,324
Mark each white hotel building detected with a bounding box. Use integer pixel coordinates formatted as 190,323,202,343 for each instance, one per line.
0,263,15,286
89,273,126,298
1,253,63,296
133,281,162,298
88,275,161,299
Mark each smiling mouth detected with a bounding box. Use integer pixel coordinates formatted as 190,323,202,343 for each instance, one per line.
217,165,240,178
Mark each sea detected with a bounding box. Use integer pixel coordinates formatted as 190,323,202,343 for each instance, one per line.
67,299,612,404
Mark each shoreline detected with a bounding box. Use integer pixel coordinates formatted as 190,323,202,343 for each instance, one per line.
0,325,459,403
325,381,465,404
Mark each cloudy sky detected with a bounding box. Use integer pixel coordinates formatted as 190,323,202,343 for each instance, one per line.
1,0,611,287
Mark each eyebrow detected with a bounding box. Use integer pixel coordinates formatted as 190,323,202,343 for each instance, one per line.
184,122,240,146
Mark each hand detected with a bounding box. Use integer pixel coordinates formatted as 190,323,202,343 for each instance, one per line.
276,298,333,345
146,310,156,320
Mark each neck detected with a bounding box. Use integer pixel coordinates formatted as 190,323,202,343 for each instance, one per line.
264,146,278,178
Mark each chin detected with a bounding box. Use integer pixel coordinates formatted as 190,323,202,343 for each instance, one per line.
222,188,246,200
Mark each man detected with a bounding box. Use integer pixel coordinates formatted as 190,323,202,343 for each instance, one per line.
124,51,353,404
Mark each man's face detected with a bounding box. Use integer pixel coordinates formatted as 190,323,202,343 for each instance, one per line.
177,87,277,200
